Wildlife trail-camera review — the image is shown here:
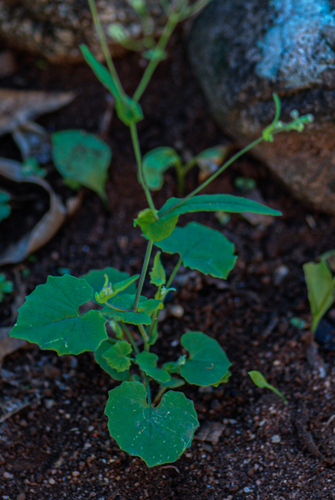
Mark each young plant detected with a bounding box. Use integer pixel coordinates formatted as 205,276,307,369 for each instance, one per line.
9,0,313,467
0,273,13,302
303,251,335,332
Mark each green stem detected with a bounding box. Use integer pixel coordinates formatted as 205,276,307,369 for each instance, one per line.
152,386,168,406
138,324,150,351
166,256,183,288
147,256,183,342
122,324,140,355
159,137,263,218
87,0,124,96
144,373,152,406
133,14,179,103
133,240,154,311
130,123,158,217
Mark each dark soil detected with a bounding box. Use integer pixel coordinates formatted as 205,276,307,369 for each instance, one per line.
1,31,335,500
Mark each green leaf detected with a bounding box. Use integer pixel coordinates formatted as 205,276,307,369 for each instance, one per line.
94,339,130,380
158,194,282,219
155,222,236,279
143,147,181,190
51,130,111,202
94,274,139,303
211,370,231,387
80,44,122,99
103,294,162,325
248,371,288,405
303,261,335,332
134,208,178,242
80,45,143,126
10,275,107,355
115,94,144,126
150,251,166,286
103,340,132,372
82,267,137,304
0,190,11,222
105,381,199,466
180,331,231,386
136,352,171,383
0,273,13,301
159,377,185,389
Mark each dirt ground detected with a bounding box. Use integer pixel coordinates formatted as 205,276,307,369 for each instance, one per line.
1,30,335,500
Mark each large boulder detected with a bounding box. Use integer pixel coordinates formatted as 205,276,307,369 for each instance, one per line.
188,0,335,214
0,0,165,63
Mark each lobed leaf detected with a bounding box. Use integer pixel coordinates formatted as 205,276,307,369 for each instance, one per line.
136,351,171,383
51,130,111,202
154,222,236,279
103,340,132,372
180,331,231,386
105,381,199,466
303,261,335,332
10,275,107,355
94,339,130,380
143,147,181,190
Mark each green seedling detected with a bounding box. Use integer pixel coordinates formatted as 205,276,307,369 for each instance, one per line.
303,252,335,332
0,273,13,301
0,190,11,223
234,176,257,192
143,145,228,194
248,370,288,405
9,0,312,467
51,130,112,203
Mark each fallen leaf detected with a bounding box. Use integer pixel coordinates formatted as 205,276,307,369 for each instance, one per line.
0,157,80,266
0,89,75,136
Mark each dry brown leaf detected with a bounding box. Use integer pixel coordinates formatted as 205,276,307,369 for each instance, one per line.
0,89,75,136
0,157,81,266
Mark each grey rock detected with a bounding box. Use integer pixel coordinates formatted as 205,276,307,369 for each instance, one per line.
0,0,165,63
188,0,335,214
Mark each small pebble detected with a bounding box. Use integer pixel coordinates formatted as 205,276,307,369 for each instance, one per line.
3,472,14,479
271,435,281,443
48,477,56,485
72,471,80,477
17,494,26,500
244,487,252,493
170,305,184,318
44,399,55,409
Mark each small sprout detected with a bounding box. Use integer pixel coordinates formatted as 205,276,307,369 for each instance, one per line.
234,176,256,192
0,273,13,301
290,317,307,330
248,371,288,405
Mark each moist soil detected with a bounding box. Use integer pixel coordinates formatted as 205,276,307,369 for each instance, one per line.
1,31,335,500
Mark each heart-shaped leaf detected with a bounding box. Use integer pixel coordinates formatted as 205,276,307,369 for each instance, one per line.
94,339,130,381
51,130,111,202
10,275,107,355
143,147,181,190
103,340,132,372
136,352,171,383
105,381,199,466
155,222,236,279
134,208,178,242
180,331,231,386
